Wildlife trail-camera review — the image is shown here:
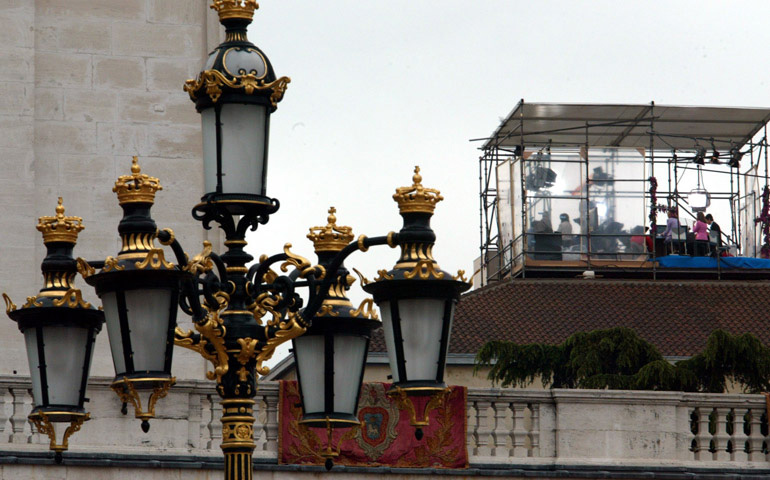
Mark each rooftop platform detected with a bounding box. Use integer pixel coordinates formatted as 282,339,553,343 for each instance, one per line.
475,101,770,286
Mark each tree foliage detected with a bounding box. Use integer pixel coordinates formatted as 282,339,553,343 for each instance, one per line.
474,327,770,393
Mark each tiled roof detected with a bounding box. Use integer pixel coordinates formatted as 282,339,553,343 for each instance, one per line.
370,278,770,358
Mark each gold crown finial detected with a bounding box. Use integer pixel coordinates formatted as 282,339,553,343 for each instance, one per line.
37,197,84,244
211,0,259,22
393,166,443,214
113,157,162,205
307,207,354,253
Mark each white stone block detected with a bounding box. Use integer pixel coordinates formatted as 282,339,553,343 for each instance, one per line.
148,0,202,25
0,2,34,48
146,124,201,158
34,120,97,154
96,122,147,155
64,89,118,123
93,56,146,90
33,87,62,120
147,57,199,92
0,117,33,148
35,51,91,88
118,91,198,125
36,0,145,21
36,21,112,54
112,23,202,57
0,47,33,82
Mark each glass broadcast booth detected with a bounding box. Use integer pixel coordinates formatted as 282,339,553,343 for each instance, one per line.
476,102,770,283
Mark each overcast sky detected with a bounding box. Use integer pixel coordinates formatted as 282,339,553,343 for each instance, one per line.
242,1,770,305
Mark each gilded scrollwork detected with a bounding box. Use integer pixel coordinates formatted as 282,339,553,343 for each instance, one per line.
403,259,445,280
280,244,311,273
388,386,451,427
29,412,89,454
352,268,370,285
184,70,290,107
51,289,91,309
111,377,175,422
252,292,280,326
374,269,394,282
2,293,16,314
23,296,43,308
76,258,95,279
255,313,306,376
185,240,214,275
135,249,174,270
452,270,469,283
102,256,124,273
349,298,379,320
175,312,229,383
235,337,258,381
316,304,340,317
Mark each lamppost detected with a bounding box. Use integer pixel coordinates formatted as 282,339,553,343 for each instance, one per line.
3,1,470,479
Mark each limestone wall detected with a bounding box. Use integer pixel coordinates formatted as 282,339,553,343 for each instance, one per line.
0,0,218,380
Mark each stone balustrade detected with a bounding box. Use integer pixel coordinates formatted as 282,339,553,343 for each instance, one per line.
0,377,767,471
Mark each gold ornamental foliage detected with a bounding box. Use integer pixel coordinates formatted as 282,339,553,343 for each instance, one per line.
184,71,290,107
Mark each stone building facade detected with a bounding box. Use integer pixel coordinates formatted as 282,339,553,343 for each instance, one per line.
0,0,218,380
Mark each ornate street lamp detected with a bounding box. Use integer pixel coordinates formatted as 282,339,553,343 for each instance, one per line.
81,159,191,433
184,0,289,218
3,199,104,463
293,207,381,469
363,167,471,440
4,2,469,479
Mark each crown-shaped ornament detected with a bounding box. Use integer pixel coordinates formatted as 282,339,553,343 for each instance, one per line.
211,0,259,22
393,166,444,214
113,157,162,205
307,207,354,253
37,197,84,245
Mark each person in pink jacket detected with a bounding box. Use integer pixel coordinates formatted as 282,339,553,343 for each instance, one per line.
692,211,709,256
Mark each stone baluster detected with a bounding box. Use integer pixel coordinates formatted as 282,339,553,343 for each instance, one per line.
466,399,476,455
474,400,492,457
748,407,765,462
9,388,29,443
263,389,279,454
490,400,510,457
187,392,202,449
712,407,730,461
0,387,8,443
529,403,540,457
207,395,222,450
693,407,712,461
201,394,213,451
512,402,528,457
731,407,748,462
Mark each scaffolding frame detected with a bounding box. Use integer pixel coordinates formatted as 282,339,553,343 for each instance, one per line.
475,101,770,286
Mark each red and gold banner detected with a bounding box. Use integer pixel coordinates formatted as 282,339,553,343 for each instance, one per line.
278,381,468,468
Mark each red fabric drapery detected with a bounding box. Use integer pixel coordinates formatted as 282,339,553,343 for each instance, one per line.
278,381,468,469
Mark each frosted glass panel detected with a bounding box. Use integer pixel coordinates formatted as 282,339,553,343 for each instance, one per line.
398,299,445,381
378,302,400,383
220,104,267,195
125,289,172,372
294,336,325,414
333,335,366,414
201,109,218,194
101,291,126,374
43,326,89,406
24,329,43,406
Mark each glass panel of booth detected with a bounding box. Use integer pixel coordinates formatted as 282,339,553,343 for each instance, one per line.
507,147,653,262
